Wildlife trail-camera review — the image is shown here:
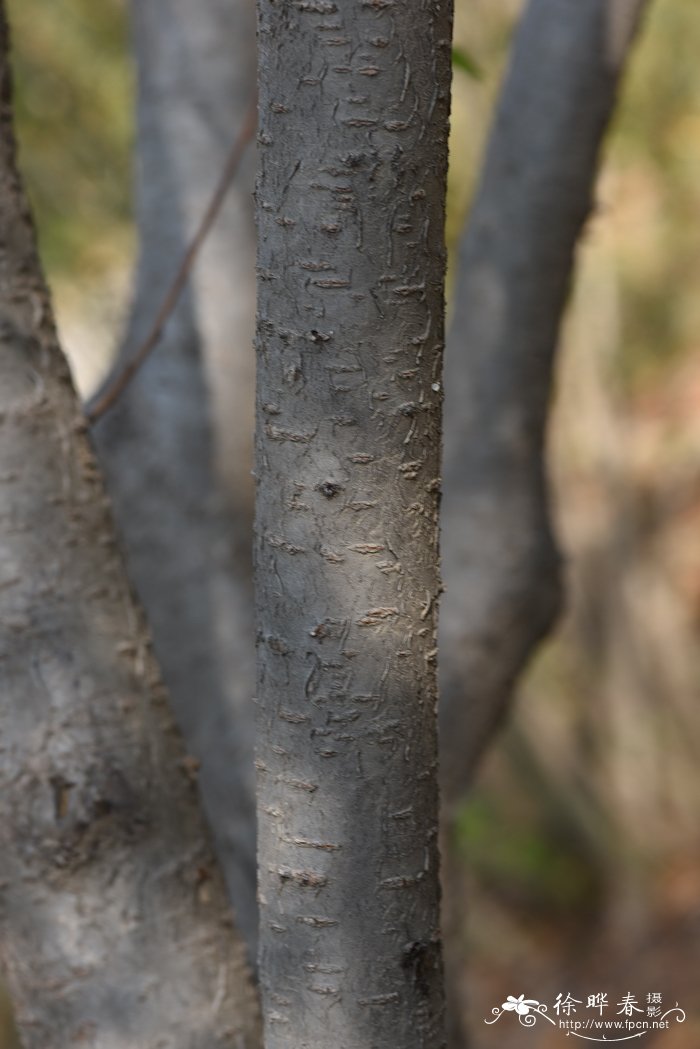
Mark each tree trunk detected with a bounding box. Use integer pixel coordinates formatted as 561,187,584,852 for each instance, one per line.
89,0,259,955
0,12,261,1046
254,3,453,1047
438,2,649,1045
440,0,649,807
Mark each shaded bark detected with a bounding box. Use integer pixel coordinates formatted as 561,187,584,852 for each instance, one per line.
440,0,649,808
254,2,453,1046
89,0,259,955
0,11,261,1047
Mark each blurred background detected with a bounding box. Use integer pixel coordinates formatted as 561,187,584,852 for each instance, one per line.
5,0,700,1045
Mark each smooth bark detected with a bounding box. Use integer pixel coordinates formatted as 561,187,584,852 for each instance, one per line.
89,0,259,954
0,13,261,1046
255,2,453,1046
440,0,649,806
438,2,649,1045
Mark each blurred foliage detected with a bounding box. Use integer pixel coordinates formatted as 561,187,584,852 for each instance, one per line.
7,0,133,277
607,0,700,388
456,790,603,917
0,980,20,1049
452,45,483,81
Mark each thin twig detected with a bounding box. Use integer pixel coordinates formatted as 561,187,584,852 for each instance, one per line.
85,96,257,424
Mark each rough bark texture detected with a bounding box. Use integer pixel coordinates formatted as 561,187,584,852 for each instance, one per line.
0,13,261,1047
255,2,453,1046
90,0,259,955
439,0,649,806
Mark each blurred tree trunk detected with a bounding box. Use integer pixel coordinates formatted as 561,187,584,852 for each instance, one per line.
89,0,259,954
440,0,649,807
254,2,452,1046
439,1,649,1044
0,11,261,1046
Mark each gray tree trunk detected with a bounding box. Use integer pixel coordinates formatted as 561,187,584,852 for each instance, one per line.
440,0,649,807
438,2,649,1045
89,0,259,955
0,12,261,1047
254,3,453,1047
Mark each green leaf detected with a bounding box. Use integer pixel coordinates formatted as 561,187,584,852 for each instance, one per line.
452,45,483,80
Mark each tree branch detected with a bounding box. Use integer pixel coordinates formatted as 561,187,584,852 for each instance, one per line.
439,4,651,1043
88,0,260,959
85,96,256,424
440,0,650,809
